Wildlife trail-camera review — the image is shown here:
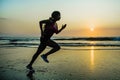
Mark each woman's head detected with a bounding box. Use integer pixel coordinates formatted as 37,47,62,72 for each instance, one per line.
51,11,61,21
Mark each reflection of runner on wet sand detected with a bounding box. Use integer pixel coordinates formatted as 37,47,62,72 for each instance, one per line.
26,69,35,80
26,69,35,76
26,11,67,72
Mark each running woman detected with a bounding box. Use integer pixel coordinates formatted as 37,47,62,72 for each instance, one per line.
26,11,67,70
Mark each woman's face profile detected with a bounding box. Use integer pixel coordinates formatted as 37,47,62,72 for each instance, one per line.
54,14,61,21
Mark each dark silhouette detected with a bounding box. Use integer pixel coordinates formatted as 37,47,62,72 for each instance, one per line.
26,69,35,80
26,11,66,70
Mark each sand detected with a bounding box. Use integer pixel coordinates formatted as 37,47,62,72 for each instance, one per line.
0,47,120,80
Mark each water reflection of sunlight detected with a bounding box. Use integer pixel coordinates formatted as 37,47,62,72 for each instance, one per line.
90,46,94,71
90,41,95,46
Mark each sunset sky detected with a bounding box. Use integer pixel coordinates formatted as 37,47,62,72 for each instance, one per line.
0,0,120,37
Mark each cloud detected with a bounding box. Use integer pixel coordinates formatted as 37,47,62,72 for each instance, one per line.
0,18,8,20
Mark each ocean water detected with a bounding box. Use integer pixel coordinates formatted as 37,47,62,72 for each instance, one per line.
0,36,120,50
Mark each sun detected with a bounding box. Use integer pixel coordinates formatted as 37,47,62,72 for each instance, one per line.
89,24,95,31
90,27,94,31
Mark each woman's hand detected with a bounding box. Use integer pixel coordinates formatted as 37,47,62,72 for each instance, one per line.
62,24,67,29
56,24,67,34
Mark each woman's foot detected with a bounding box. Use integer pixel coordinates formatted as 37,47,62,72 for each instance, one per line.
41,54,49,63
26,64,33,70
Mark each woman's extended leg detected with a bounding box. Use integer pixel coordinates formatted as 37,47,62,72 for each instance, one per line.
27,43,46,69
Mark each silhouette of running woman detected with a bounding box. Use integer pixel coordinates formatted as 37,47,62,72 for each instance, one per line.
26,11,66,70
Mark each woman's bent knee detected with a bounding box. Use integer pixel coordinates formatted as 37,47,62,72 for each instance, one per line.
56,45,61,51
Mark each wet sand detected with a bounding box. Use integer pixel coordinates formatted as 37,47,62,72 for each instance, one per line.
0,47,120,80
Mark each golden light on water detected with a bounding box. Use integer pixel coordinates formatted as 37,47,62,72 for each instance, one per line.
90,46,94,71
91,46,94,65
90,41,95,45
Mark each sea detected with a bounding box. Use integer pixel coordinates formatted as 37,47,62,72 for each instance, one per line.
0,35,120,50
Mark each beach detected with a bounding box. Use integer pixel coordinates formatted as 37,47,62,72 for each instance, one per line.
0,47,120,80
1,0,120,79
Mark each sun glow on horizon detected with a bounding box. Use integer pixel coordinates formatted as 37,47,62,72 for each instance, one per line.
89,24,95,31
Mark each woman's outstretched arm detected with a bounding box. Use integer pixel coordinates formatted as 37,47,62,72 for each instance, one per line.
56,24,67,34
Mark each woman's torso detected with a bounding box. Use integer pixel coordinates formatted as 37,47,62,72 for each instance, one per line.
43,20,58,38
